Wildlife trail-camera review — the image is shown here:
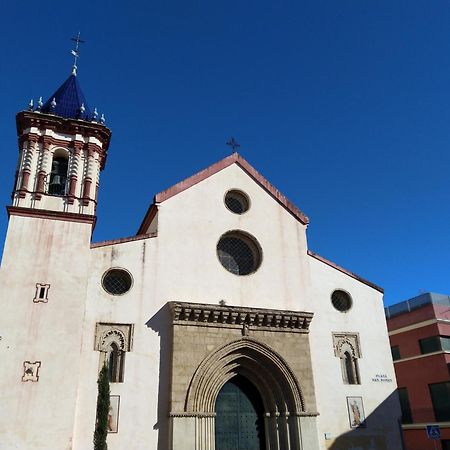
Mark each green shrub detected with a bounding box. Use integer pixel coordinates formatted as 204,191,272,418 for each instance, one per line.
93,365,110,450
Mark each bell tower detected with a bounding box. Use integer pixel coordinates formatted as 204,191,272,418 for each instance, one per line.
10,66,111,225
0,42,113,449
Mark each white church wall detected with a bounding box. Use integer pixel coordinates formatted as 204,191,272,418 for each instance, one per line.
73,236,164,450
308,255,402,449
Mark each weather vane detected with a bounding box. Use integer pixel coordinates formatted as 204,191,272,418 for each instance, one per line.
226,137,240,153
70,32,85,75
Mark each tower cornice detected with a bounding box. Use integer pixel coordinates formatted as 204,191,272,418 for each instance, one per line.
16,110,111,152
7,206,96,226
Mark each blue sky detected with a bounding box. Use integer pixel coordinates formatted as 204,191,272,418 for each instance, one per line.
1,1,450,306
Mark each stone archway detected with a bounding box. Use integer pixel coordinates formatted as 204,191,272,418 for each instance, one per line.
168,302,320,450
184,337,306,450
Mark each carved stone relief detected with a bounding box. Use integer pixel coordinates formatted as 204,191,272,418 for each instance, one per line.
22,361,41,382
94,323,133,352
332,332,361,358
94,323,133,381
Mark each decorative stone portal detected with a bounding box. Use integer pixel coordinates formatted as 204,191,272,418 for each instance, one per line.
168,302,320,450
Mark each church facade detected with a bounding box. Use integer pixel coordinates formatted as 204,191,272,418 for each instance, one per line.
0,68,402,450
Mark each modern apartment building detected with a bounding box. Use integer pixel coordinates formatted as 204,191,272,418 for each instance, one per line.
386,293,450,450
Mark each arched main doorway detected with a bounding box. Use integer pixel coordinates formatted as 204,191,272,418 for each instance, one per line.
180,337,320,450
215,375,266,450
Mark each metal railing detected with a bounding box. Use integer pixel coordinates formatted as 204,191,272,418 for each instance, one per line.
385,293,450,319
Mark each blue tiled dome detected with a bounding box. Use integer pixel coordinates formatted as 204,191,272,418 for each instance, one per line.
41,74,92,120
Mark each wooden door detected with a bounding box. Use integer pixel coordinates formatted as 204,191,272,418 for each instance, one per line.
215,375,266,450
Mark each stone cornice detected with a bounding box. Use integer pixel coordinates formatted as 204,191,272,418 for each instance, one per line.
90,232,157,249
168,411,319,418
169,412,216,418
168,301,313,333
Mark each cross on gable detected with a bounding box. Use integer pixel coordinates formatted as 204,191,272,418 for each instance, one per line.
226,137,240,153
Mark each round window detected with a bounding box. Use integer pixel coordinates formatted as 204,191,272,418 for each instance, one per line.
217,231,262,275
224,190,250,214
331,290,352,312
102,268,133,295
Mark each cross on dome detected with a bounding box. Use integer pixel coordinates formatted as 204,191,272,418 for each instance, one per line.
70,31,85,76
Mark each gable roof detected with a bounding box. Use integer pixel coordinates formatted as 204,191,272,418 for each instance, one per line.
137,152,309,234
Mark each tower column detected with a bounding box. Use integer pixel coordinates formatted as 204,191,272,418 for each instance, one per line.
82,143,99,206
35,137,52,200
67,141,83,204
18,135,37,198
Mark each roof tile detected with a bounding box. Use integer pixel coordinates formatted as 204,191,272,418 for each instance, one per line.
41,74,92,120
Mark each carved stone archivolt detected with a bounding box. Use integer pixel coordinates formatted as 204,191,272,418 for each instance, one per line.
332,332,361,359
169,301,313,333
185,337,307,416
94,323,133,352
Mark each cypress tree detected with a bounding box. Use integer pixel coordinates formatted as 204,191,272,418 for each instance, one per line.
94,365,110,450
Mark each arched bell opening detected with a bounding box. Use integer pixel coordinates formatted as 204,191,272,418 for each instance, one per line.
48,149,69,196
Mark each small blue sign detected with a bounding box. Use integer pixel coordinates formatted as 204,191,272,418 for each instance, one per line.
426,425,440,440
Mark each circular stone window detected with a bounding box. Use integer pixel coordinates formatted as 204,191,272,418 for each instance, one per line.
224,190,250,214
217,231,262,275
102,268,133,295
331,290,352,312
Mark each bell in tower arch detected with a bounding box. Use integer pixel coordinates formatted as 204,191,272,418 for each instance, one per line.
48,157,68,196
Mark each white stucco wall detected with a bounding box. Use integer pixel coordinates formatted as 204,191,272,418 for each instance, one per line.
308,256,402,449
73,237,163,450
